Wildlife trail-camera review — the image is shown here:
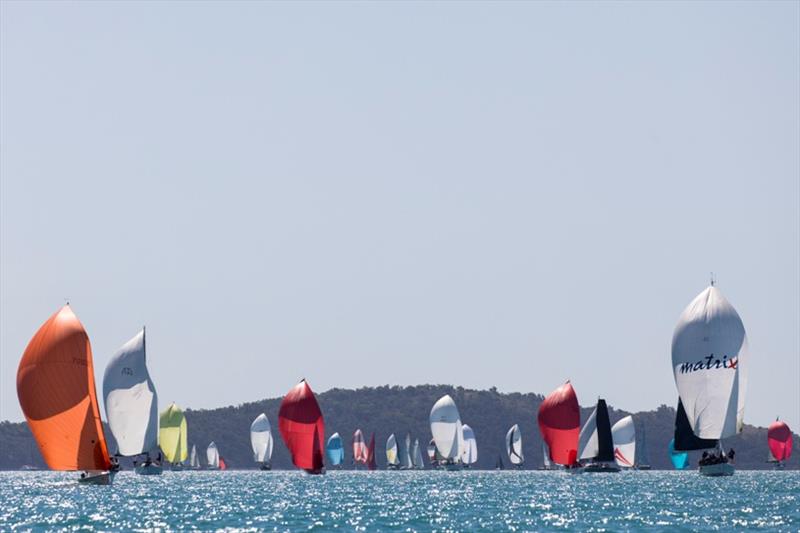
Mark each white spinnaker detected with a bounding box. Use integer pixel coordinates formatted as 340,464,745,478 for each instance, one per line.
251,413,273,463
578,406,599,460
386,434,399,465
672,285,748,440
207,442,220,468
430,395,463,460
102,329,159,456
506,424,524,465
611,415,636,467
190,445,199,467
461,424,478,464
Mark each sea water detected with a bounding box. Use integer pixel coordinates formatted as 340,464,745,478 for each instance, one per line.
0,470,797,531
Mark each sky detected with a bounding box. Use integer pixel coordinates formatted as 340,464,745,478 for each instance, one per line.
1,1,798,432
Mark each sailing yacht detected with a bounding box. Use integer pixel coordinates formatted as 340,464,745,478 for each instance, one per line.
767,418,793,469
506,424,524,468
326,433,344,467
278,379,325,474
412,438,425,469
207,442,220,470
635,423,651,470
352,429,368,468
400,433,413,470
672,283,749,476
386,434,400,470
429,395,464,470
610,416,636,469
189,445,201,469
577,399,620,472
537,381,581,470
17,305,118,485
461,424,478,467
103,328,161,475
251,413,273,470
160,403,188,470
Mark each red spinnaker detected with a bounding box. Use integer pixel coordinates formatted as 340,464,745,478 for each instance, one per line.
537,381,580,466
219,457,227,470
366,432,377,470
768,419,793,462
278,379,325,474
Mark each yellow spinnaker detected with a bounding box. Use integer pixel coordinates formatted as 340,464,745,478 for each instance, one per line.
159,402,188,463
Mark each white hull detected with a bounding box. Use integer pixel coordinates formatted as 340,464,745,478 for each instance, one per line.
699,462,735,477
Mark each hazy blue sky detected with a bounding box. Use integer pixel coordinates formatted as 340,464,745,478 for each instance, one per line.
2,1,798,431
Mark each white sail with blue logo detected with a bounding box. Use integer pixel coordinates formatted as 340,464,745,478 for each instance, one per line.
672,284,748,441
102,328,158,457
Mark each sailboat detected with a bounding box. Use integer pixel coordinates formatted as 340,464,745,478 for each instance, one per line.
386,433,399,470
278,379,325,474
366,433,377,471
635,423,651,470
577,399,620,472
412,438,425,469
668,438,689,470
429,394,464,470
767,418,793,469
537,381,580,469
251,413,273,470
610,415,636,469
506,424,524,468
17,305,118,485
207,442,220,470
461,424,478,467
352,429,368,467
103,328,161,475
160,403,188,470
401,433,413,470
672,283,748,477
427,438,438,467
540,441,554,470
326,433,344,467
494,454,504,470
189,444,201,469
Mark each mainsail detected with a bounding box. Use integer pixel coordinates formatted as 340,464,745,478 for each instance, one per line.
278,379,325,473
767,419,793,462
672,285,748,441
412,438,424,468
16,305,112,471
542,441,552,469
430,394,463,461
189,445,200,468
668,438,689,470
673,398,718,451
207,442,219,469
326,433,344,466
353,429,368,464
102,328,158,457
578,399,614,462
611,415,636,467
386,433,399,466
159,403,188,464
402,433,413,469
461,424,478,465
251,413,273,465
537,381,580,466
506,424,524,466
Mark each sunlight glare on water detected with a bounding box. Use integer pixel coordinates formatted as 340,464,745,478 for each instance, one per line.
0,470,797,531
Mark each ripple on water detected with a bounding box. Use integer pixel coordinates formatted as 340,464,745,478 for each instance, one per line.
0,470,797,531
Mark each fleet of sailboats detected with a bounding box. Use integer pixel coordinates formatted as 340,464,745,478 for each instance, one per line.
15,281,786,479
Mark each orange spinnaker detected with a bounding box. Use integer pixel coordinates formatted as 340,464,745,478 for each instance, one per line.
16,305,112,471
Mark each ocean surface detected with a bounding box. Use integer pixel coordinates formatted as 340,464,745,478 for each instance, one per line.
0,470,797,531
